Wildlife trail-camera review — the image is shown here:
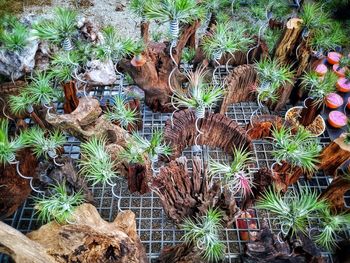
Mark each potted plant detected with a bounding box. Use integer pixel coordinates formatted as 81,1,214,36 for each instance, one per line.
32,7,78,51
34,182,84,224
286,71,337,136
181,208,225,262
270,125,321,188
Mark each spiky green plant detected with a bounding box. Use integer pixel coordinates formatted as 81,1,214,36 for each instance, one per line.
203,0,230,12
23,126,66,159
255,58,294,103
315,207,350,251
26,71,58,106
50,50,82,83
32,7,77,45
208,146,253,197
34,183,84,224
8,91,32,115
301,71,337,106
182,208,225,262
105,95,139,129
79,136,117,185
300,3,331,30
271,125,321,173
181,47,196,64
202,22,253,60
338,56,350,69
173,66,223,111
130,0,150,18
0,17,29,52
257,186,327,238
0,118,22,165
95,26,139,62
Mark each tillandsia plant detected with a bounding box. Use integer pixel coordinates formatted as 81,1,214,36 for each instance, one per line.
208,146,254,197
181,208,225,262
0,118,22,165
256,186,327,239
181,47,196,64
32,7,77,51
144,0,205,45
201,22,253,62
271,125,321,174
34,182,84,224
105,95,139,130
23,126,66,165
254,58,294,106
0,15,29,52
79,136,118,186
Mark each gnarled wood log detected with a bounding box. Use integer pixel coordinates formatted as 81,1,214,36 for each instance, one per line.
152,156,238,226
164,110,252,159
157,243,204,263
119,22,200,112
63,80,79,114
318,134,350,175
0,204,148,263
246,115,285,140
298,98,321,127
219,65,257,114
273,162,304,192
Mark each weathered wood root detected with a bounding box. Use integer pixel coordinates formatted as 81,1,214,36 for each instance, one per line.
243,224,325,263
0,204,148,263
246,115,285,140
219,64,257,114
152,156,238,226
0,148,37,219
127,163,150,194
164,109,253,159
157,243,205,263
273,162,304,192
63,81,79,114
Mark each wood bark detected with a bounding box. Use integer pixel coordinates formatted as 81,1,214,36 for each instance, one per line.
246,115,286,140
163,110,253,159
63,80,79,114
157,243,204,263
273,162,304,192
0,204,148,263
298,98,321,127
219,65,257,114
119,21,200,112
152,156,238,226
127,163,150,194
140,21,149,43
267,82,295,112
0,148,37,219
318,134,350,175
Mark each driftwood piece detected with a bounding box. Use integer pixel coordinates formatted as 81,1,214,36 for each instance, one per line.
62,81,79,114
219,65,257,114
152,157,238,226
273,162,304,192
119,22,200,112
164,110,252,159
318,134,350,175
1,204,148,263
268,82,295,112
0,148,37,219
157,243,204,263
243,225,325,263
246,115,285,140
298,98,321,127
127,163,150,194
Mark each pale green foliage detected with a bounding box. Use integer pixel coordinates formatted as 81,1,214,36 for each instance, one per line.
181,47,196,64
50,50,82,83
79,136,117,185
182,208,225,262
300,3,330,30
34,183,84,224
271,126,321,173
8,91,32,115
26,71,58,105
0,16,29,52
0,118,22,165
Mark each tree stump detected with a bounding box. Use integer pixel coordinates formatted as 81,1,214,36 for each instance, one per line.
0,204,148,263
163,110,253,159
318,134,350,175
219,65,257,114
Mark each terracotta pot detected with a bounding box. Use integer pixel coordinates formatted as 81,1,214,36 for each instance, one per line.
328,110,347,128
325,93,344,109
333,64,347,77
337,78,350,93
327,52,342,65
131,54,146,67
315,63,328,76
236,210,258,241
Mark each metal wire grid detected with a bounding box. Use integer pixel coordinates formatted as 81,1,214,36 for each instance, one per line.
0,80,347,263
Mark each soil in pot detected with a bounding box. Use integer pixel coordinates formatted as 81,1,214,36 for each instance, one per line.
286,107,325,136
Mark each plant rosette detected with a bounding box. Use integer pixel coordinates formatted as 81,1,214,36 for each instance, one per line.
328,110,348,128
285,106,326,137
325,93,343,109
336,77,350,93
327,52,342,65
333,64,347,78
315,63,328,76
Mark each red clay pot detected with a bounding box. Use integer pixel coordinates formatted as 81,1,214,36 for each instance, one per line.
327,52,342,65
328,110,347,128
337,78,350,93
315,63,328,76
325,93,343,109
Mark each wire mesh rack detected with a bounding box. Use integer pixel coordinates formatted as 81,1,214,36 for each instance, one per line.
0,69,348,263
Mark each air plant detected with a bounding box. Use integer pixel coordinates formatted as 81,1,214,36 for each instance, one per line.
32,7,77,50
34,182,84,224
0,118,22,165
208,146,254,197
254,58,294,105
79,136,118,186
256,186,327,239
202,22,253,61
181,208,225,262
271,125,321,174
315,207,350,251
105,95,139,130
50,50,83,84
300,3,330,32
181,47,196,64
23,126,66,164
144,0,205,44
0,16,29,52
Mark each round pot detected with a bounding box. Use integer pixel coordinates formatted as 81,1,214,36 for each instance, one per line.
333,64,347,77
327,51,342,65
325,92,344,109
131,54,146,67
328,110,348,128
315,63,328,76
285,106,326,137
337,78,350,93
